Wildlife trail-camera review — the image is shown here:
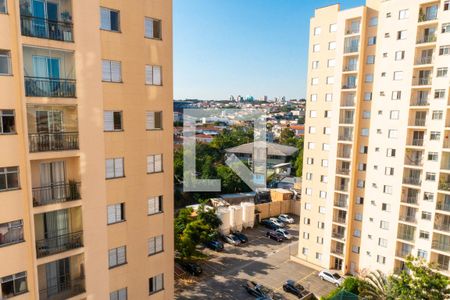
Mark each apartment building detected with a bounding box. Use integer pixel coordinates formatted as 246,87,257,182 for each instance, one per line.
0,0,173,299
297,0,450,276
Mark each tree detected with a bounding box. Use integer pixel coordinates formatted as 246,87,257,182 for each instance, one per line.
359,270,392,300
279,128,296,145
216,164,250,193
389,257,450,300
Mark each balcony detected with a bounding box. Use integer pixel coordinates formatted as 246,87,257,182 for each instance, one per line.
338,135,353,142
439,178,450,192
343,65,357,72
418,6,438,22
332,231,345,240
411,118,426,127
432,240,450,253
434,214,450,232
333,216,347,225
396,243,413,258
19,0,73,42
336,168,350,176
415,56,433,65
34,207,83,258
342,84,357,90
334,197,348,208
331,247,344,256
38,254,85,300
436,197,450,212
403,177,421,186
412,77,432,86
32,181,81,207
23,46,76,98
402,191,419,205
404,153,423,167
339,116,354,125
341,99,355,107
397,224,415,242
417,35,437,44
399,215,417,224
29,132,79,153
431,253,450,274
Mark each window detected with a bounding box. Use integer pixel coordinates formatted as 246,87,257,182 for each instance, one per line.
443,23,450,33
0,220,24,247
323,127,331,134
355,213,363,221
109,246,127,268
388,130,398,139
325,93,333,102
445,0,450,11
146,111,162,130
393,71,403,80
432,111,443,120
305,173,312,180
0,0,6,14
107,203,125,224
305,188,312,196
395,51,405,61
361,128,369,136
392,91,401,100
312,61,319,69
385,167,394,176
148,196,163,215
322,143,330,151
360,146,368,154
309,111,317,118
311,77,319,85
369,17,378,26
397,30,407,40
430,131,441,140
380,221,389,230
329,23,337,32
319,192,327,200
439,45,450,56
324,110,331,118
382,203,391,212
435,89,445,99
148,235,163,255
354,229,361,237
364,92,372,101
419,231,430,239
426,172,436,181
317,222,325,229
304,202,312,210
383,185,392,194
356,197,364,204
377,255,386,264
321,159,328,167
102,60,122,82
0,272,28,298
422,211,432,221
110,288,127,300
316,253,322,261
304,218,310,225
386,12,391,18
367,55,375,64
316,236,323,244
0,50,11,75
149,274,164,294
320,175,328,183
100,7,120,32
104,111,123,131
147,154,163,174
308,126,316,134
303,232,310,239
106,158,124,179
145,65,162,85
327,59,336,68
387,148,396,157
368,36,377,45
365,74,373,82
326,76,334,84
399,9,409,19
0,167,19,191
390,110,399,120
313,27,321,36
308,142,315,150
302,247,309,255
313,44,320,52
328,41,336,50
352,246,360,254
306,158,314,165
310,94,317,102
424,192,434,201
428,152,438,161
0,110,15,134
357,180,365,188
144,17,162,39
417,249,427,259
437,68,448,77
378,238,387,248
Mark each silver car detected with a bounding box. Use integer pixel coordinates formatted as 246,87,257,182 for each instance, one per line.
318,270,344,286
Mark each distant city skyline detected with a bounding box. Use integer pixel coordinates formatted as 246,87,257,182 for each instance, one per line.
173,0,365,100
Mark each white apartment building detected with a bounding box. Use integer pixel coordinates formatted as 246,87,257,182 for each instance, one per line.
296,0,450,276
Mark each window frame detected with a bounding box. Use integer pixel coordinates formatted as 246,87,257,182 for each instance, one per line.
0,50,12,75
148,195,163,215
145,65,162,86
107,203,125,225
149,274,164,295
144,17,162,40
0,220,24,247
148,235,164,256
104,111,123,132
147,154,163,174
0,166,20,192
0,109,16,134
100,7,121,32
0,272,28,298
105,158,125,179
145,111,163,130
108,246,127,269
102,60,122,83
110,288,127,300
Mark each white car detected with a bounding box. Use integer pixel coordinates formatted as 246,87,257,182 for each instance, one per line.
269,218,285,227
318,270,344,286
278,214,294,224
275,228,292,240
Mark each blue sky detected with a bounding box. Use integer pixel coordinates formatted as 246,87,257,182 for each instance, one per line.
173,0,365,100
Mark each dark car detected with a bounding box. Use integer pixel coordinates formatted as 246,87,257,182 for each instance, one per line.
266,231,284,242
205,240,224,251
220,233,241,246
260,219,281,230
231,231,248,243
283,280,308,298
177,260,202,276
242,280,271,298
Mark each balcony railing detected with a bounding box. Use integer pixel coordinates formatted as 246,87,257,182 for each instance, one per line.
412,78,432,86
25,77,76,98
432,240,450,252
396,249,413,258
334,200,348,208
344,46,359,53
415,56,433,65
435,223,450,232
36,231,83,258
333,217,346,224
418,12,438,22
403,177,422,186
336,184,349,192
439,182,450,191
343,65,357,72
437,202,450,212
417,35,437,44
402,196,418,205
32,182,81,207
332,232,345,240
404,157,423,166
399,215,417,224
29,132,79,153
20,15,74,42
341,100,355,107
337,168,350,176
39,277,85,300
398,231,415,242
409,139,424,146
410,99,429,106
337,151,351,159
342,84,357,90
413,119,426,126
338,135,353,142
340,117,354,124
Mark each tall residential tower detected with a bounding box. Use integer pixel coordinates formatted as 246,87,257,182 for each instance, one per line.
0,0,173,299
297,0,450,276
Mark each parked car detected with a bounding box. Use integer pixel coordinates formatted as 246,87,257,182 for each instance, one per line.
204,240,224,251
283,280,309,298
266,231,284,242
278,214,294,224
260,219,281,230
176,260,203,276
319,270,344,286
231,231,248,243
220,233,241,246
242,280,271,298
269,218,286,228
275,228,292,240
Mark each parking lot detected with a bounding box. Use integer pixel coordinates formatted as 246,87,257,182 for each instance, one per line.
175,218,336,299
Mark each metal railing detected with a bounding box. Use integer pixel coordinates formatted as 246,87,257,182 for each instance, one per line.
412,78,432,86
399,215,417,224
333,217,347,224
410,139,424,146
417,35,437,44
334,200,348,208
413,119,426,126
402,196,418,205
29,132,79,153
403,177,422,186
39,277,85,300
418,12,438,22
331,247,344,256
332,232,345,240
404,157,423,166
434,223,450,232
336,184,349,192
338,135,353,142
36,231,83,258
341,100,355,107
398,231,415,241
340,117,354,124
342,84,357,90
410,99,429,106
436,202,450,212
20,15,74,42
343,65,357,72
32,182,81,207
25,76,76,98
344,46,359,53
432,240,450,252
337,168,350,176
396,249,412,258
415,56,433,65
337,151,351,159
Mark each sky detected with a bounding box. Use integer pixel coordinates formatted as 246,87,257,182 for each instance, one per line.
173,0,365,100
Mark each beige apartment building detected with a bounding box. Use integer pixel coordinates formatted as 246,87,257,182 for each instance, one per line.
0,0,173,299
297,0,450,276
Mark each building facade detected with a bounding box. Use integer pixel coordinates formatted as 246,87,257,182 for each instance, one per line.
298,0,450,276
0,0,173,299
